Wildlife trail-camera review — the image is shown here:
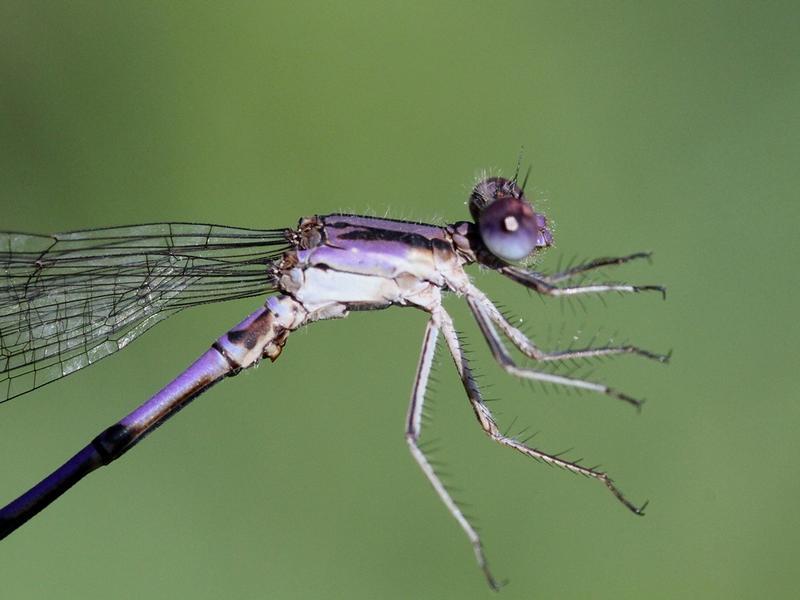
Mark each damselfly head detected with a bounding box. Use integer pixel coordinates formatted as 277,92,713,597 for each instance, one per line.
468,177,552,262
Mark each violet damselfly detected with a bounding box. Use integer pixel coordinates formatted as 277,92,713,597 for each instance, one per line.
0,175,666,588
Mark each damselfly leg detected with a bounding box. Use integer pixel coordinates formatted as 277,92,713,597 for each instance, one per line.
422,306,648,587
537,252,654,284
405,318,502,591
500,264,666,299
466,285,669,364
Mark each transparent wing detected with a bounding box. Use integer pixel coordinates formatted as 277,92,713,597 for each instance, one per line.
0,222,289,402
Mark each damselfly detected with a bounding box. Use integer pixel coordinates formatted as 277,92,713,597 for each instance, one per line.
0,175,666,588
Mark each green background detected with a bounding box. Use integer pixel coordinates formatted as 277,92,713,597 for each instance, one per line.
2,2,798,598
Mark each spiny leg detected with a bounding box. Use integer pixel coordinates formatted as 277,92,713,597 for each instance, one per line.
405,319,501,590
500,265,666,299
467,286,669,364
466,295,644,409
436,306,647,515
540,252,653,284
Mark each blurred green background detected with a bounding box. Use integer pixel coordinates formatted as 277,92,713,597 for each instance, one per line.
1,2,798,598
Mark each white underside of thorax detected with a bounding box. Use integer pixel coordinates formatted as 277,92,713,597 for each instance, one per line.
277,220,473,324
279,265,448,322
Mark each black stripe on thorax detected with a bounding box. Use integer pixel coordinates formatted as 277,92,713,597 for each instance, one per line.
335,227,453,253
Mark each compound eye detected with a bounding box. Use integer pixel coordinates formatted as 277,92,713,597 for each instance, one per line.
470,177,547,262
478,197,540,261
